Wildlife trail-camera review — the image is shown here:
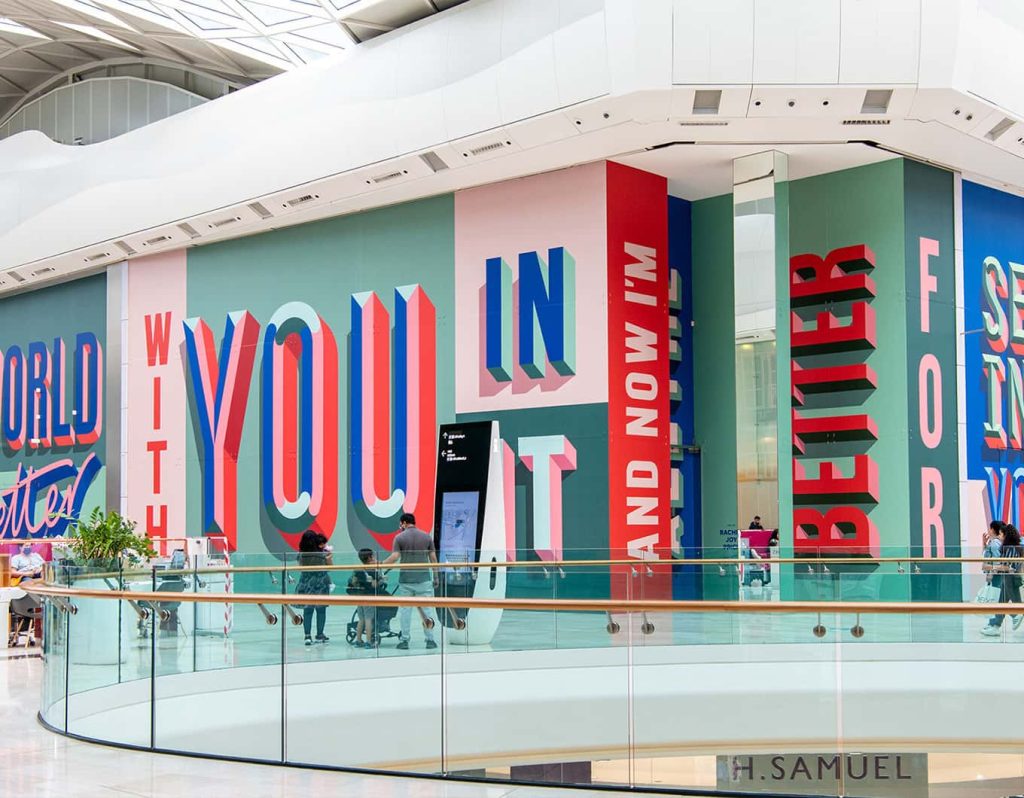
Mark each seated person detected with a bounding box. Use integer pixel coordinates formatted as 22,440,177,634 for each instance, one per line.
11,542,45,583
748,516,764,530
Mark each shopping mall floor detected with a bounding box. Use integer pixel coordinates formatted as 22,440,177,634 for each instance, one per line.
1,651,699,798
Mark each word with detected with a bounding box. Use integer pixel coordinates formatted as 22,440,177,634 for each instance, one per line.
142,313,171,535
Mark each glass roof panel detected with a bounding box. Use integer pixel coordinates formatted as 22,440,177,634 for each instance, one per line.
0,0,469,123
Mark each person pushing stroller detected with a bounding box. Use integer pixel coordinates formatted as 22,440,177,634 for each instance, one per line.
347,548,382,648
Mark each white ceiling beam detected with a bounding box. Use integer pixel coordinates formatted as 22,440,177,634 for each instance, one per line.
335,15,390,32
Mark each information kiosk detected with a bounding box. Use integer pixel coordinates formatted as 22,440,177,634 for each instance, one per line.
433,420,507,645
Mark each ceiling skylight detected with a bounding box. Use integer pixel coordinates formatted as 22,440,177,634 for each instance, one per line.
0,0,468,123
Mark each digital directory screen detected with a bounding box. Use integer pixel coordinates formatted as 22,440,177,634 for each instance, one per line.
433,421,492,557
439,490,480,566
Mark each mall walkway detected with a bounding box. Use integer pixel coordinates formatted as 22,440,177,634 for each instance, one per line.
0,653,673,798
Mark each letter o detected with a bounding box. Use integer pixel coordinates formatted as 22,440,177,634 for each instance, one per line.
919,353,942,449
625,372,657,401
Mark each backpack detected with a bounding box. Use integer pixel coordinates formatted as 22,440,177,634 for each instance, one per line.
346,570,379,596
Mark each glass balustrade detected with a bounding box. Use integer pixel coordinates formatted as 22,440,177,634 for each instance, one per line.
28,553,1024,797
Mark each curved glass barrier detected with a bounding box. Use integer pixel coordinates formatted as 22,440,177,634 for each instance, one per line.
30,556,1024,797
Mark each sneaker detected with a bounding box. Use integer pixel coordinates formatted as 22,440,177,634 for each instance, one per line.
1014,616,1023,630
396,640,409,650
981,625,1001,637
304,636,313,646
315,634,330,644
352,640,365,648
425,640,438,650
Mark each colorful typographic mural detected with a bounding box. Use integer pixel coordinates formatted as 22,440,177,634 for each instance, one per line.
963,181,1024,534
0,275,106,540
114,163,677,594
454,163,672,596
0,155,985,604
902,162,959,593
782,160,961,599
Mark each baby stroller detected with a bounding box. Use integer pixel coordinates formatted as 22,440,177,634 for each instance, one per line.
345,585,400,646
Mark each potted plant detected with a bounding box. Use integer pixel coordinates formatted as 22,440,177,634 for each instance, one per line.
65,508,156,571
63,508,155,666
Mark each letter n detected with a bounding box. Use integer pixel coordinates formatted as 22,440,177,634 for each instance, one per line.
518,247,576,378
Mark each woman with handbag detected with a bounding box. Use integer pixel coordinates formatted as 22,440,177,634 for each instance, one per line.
979,521,1005,603
982,524,1023,636
296,530,333,646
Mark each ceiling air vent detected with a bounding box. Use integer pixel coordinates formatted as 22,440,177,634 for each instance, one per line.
860,89,892,115
6,270,26,283
986,117,1016,142
678,121,729,127
692,90,722,115
368,169,408,185
114,240,136,256
83,251,111,263
247,201,273,219
842,118,891,126
283,193,319,209
32,266,55,277
208,215,242,229
178,222,200,239
464,140,510,158
419,151,449,173
143,235,172,247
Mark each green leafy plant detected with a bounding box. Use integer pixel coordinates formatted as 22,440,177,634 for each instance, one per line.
66,508,156,566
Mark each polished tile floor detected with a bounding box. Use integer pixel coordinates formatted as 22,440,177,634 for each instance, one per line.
1,656,683,798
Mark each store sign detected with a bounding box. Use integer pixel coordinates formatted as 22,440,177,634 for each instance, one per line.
717,753,927,797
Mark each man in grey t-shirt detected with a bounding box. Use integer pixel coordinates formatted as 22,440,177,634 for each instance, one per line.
382,513,439,649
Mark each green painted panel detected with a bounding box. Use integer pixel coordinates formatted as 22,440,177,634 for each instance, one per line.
691,193,739,598
0,274,107,540
185,195,456,556
457,403,610,597
902,161,960,600
788,159,910,600
774,178,794,598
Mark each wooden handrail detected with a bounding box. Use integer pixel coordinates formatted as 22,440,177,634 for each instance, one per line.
73,554,1007,583
23,581,1022,615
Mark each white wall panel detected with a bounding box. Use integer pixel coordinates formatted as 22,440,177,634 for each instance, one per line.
498,0,559,123
442,0,503,140
753,0,840,84
918,0,968,89
839,0,920,84
54,89,72,144
967,1,1024,119
554,11,608,106
390,23,448,154
672,0,753,84
606,0,672,94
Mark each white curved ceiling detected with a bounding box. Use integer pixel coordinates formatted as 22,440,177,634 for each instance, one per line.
0,0,466,119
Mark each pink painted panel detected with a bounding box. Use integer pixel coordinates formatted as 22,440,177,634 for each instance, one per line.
454,161,608,413
126,251,187,539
